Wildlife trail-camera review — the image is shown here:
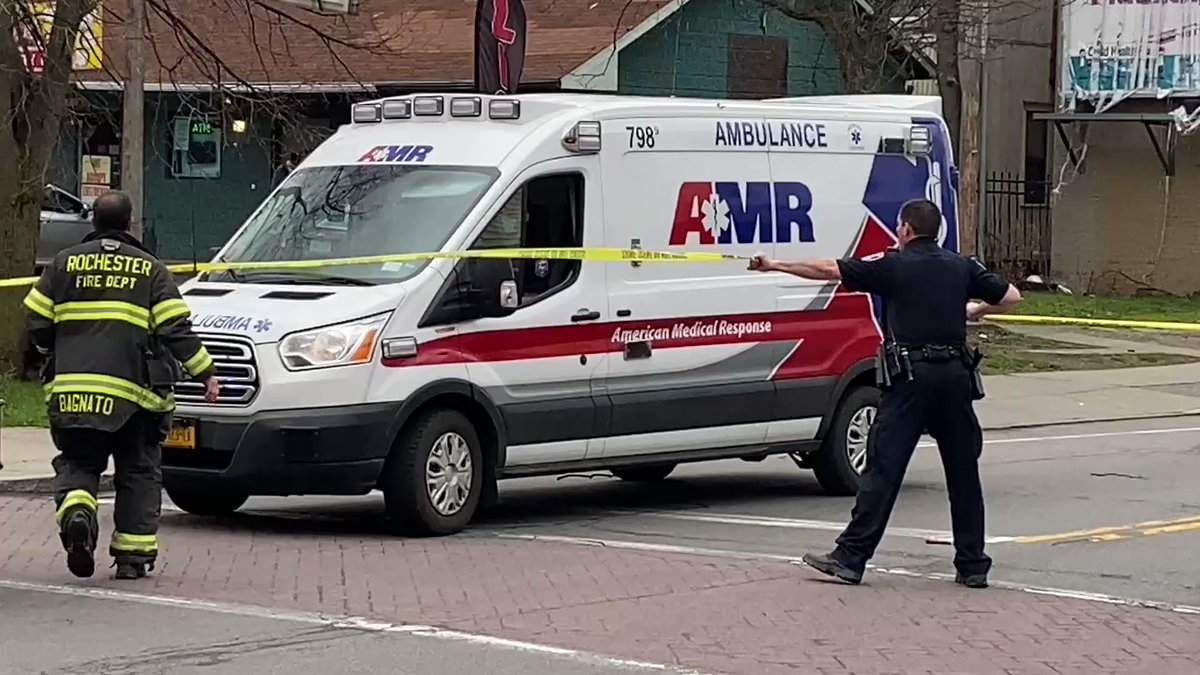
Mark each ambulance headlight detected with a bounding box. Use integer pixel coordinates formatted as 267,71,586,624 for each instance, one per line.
278,313,390,371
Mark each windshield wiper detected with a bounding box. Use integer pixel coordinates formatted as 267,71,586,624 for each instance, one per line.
234,270,375,287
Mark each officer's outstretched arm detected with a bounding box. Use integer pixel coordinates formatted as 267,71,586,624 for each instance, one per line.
748,254,842,281
22,267,57,353
968,284,1022,321
148,265,216,382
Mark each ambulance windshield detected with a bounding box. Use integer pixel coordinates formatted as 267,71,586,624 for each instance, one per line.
212,164,498,285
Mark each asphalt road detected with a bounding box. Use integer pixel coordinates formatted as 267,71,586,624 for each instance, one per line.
5,416,1200,674
206,416,1200,608
0,587,654,675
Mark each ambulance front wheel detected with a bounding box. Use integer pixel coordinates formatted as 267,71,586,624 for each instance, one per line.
611,464,677,482
382,408,483,537
812,385,880,496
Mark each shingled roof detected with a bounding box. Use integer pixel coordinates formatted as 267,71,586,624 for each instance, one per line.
78,0,678,88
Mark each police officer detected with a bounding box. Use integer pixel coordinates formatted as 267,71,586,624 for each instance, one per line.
23,191,219,580
750,199,1021,588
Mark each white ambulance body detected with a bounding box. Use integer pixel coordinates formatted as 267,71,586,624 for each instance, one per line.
165,93,960,535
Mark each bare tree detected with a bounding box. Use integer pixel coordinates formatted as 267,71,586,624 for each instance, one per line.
0,0,402,371
1,0,98,370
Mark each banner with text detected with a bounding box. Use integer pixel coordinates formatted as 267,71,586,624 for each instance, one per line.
1063,0,1200,104
15,2,104,74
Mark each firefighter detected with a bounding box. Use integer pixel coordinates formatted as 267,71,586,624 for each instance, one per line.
23,190,219,580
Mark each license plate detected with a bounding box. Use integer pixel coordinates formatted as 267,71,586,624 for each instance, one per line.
165,419,196,449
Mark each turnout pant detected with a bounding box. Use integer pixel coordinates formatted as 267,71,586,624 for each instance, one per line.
51,412,167,564
832,361,992,578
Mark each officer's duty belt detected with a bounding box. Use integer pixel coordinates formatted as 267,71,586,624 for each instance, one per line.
903,345,965,364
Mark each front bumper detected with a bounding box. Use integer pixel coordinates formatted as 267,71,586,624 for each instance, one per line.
162,402,401,496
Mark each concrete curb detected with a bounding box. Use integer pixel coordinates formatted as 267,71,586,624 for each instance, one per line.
981,409,1200,432
3,411,1199,495
0,474,113,495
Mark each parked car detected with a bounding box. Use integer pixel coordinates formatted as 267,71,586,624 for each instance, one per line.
38,183,92,271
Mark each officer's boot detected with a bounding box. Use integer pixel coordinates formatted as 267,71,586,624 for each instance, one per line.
58,503,99,579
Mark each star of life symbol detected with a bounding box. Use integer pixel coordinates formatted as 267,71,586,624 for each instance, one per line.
849,125,864,149
253,318,273,333
693,192,731,240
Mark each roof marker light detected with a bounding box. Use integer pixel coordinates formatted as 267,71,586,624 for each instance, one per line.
450,97,483,117
488,99,521,119
352,103,381,123
907,125,932,156
413,96,444,116
381,99,412,119
563,121,601,153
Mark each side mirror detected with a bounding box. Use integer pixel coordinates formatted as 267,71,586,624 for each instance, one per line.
499,280,518,309
469,258,518,318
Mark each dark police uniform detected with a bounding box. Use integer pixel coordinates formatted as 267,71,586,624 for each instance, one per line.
23,230,214,572
831,236,1009,580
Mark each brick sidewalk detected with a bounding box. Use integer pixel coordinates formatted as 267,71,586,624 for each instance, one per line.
2,496,1198,674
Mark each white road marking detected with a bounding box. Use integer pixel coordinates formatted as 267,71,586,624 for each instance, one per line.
0,578,704,674
502,534,1200,617
922,424,1200,449
610,509,1017,544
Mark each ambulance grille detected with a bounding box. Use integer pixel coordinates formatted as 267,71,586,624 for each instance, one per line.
174,334,259,406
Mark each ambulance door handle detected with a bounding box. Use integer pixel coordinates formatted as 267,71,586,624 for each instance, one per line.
616,309,631,317
571,308,601,322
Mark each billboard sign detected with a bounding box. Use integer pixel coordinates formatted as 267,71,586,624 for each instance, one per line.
15,2,103,73
1062,0,1200,107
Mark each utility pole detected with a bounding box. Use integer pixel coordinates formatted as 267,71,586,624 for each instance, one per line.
121,0,146,239
957,2,983,258
976,1,990,264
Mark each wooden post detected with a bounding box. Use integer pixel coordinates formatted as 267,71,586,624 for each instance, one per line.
121,0,146,239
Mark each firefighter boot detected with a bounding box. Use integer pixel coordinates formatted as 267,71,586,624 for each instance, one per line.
113,561,150,580
57,497,99,579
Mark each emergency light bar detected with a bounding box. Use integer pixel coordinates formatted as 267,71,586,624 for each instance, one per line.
413,96,444,116
351,97,523,123
488,99,520,119
450,97,483,117
352,103,381,123
382,99,411,119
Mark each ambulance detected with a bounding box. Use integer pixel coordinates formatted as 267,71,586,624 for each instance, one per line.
163,92,960,536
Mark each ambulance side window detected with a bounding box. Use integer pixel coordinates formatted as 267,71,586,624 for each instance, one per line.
472,172,584,306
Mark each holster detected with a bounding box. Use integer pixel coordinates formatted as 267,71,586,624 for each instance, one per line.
965,347,986,401
876,340,909,390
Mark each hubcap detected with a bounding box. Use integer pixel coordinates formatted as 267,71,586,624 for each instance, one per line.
846,406,876,475
425,432,474,516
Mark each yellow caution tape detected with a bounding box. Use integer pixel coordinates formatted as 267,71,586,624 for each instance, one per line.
0,247,745,289
990,314,1200,332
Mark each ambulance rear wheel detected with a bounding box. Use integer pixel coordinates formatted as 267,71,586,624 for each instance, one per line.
165,484,248,516
611,464,677,482
813,385,880,496
382,409,483,537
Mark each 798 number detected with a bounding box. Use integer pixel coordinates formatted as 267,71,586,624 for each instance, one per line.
626,125,657,149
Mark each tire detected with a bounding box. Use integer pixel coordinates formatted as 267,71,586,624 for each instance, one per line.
381,409,483,537
611,464,677,482
812,385,880,496
164,484,249,516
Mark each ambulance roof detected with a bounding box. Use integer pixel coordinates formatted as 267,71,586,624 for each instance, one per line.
303,92,946,169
